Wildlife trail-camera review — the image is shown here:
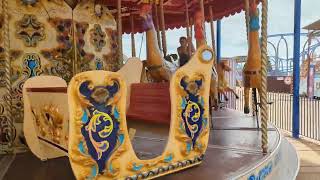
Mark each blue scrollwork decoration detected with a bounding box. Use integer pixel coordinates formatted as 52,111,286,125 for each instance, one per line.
180,76,205,148
23,53,42,77
78,79,123,175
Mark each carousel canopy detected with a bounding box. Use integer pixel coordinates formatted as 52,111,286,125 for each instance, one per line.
98,0,256,34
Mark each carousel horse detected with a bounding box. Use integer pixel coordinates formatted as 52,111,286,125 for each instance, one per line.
140,4,172,82
243,1,262,114
217,60,239,101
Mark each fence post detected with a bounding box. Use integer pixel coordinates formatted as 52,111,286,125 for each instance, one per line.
292,0,301,139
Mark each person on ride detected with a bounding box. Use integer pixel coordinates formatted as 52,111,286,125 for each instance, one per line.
177,36,195,67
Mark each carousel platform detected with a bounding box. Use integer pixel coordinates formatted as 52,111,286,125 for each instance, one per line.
1,109,299,180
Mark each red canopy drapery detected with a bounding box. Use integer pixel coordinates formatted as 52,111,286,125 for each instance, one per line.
99,0,254,34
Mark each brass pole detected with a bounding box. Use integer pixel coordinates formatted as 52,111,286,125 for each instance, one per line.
3,0,14,149
200,0,206,40
72,11,77,75
260,0,269,154
190,18,193,40
117,0,123,68
209,6,216,58
185,0,191,56
244,0,250,41
159,0,167,56
154,4,162,51
130,13,136,57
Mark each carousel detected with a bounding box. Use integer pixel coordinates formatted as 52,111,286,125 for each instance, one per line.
0,0,299,179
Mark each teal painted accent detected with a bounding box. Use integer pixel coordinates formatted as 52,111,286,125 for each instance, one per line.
114,107,119,119
119,134,124,144
86,165,97,180
132,163,143,171
78,141,86,154
164,154,173,163
250,11,260,31
200,97,205,106
187,143,191,152
180,122,184,131
202,118,208,128
109,164,113,173
181,98,187,108
81,110,89,124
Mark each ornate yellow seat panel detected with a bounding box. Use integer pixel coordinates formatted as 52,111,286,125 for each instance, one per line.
67,45,214,179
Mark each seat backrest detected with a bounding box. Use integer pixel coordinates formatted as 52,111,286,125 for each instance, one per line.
117,57,143,110
23,75,68,160
127,82,171,124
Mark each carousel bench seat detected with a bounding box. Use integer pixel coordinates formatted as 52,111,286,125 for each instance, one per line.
127,82,171,124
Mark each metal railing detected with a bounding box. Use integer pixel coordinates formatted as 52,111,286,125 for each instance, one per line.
224,88,320,141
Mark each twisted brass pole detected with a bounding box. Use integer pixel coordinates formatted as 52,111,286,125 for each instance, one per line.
117,0,123,68
260,0,269,154
3,0,14,149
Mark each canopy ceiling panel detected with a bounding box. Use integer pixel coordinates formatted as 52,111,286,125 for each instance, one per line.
98,0,258,34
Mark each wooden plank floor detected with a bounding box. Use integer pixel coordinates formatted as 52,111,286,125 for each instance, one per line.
1,109,280,180
284,134,320,180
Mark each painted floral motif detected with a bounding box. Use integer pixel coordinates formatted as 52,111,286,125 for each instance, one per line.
77,79,124,177
177,75,208,155
16,14,45,47
103,28,118,72
22,53,42,78
90,24,106,52
95,58,103,70
0,103,13,144
76,22,95,72
41,18,73,82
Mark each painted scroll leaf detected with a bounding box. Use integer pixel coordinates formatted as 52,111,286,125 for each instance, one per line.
68,45,214,179
73,1,117,72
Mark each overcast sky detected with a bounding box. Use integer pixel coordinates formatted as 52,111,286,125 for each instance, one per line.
122,0,320,60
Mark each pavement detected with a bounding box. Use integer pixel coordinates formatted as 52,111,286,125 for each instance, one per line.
284,133,320,180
